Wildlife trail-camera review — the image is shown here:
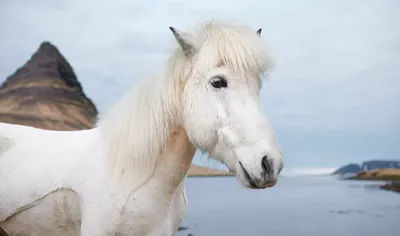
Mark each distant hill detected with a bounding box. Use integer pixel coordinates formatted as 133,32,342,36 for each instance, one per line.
332,160,400,175
332,163,362,175
361,160,400,170
0,42,97,130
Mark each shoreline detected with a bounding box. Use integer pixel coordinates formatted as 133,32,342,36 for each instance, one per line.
342,168,400,193
187,174,234,178
187,165,234,177
380,180,400,193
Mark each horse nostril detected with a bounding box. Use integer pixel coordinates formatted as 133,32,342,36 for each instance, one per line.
261,155,272,176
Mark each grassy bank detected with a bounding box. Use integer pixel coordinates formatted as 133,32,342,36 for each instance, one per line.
188,165,234,177
347,168,400,181
346,168,400,193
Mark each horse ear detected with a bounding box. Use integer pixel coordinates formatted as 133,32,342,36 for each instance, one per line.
169,26,196,57
256,28,262,36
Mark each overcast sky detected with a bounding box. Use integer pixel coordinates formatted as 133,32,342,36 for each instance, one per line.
0,0,399,174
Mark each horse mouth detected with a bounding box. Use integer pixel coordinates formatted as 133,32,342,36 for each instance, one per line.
238,161,277,189
238,161,258,188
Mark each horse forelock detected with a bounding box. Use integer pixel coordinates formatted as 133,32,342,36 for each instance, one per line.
199,21,273,82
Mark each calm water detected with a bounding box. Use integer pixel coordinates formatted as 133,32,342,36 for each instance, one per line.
175,176,399,236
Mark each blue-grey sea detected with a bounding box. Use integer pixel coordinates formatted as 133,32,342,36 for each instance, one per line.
175,176,398,236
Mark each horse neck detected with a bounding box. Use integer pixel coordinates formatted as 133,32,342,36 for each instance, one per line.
149,126,196,197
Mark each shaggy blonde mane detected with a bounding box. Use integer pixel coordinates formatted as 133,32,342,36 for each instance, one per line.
97,20,274,188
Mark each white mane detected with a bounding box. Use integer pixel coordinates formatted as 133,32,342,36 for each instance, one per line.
97,20,274,188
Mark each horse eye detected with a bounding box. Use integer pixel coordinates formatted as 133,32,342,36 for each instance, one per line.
210,76,228,89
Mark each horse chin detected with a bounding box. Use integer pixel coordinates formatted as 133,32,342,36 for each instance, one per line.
237,175,277,189
235,163,278,190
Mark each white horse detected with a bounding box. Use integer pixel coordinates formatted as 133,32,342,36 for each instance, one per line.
0,20,284,236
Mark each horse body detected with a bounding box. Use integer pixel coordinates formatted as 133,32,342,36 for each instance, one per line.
0,123,193,235
0,20,284,235
0,123,94,220
0,124,100,235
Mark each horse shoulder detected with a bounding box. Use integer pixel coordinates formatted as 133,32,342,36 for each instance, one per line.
0,188,81,236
